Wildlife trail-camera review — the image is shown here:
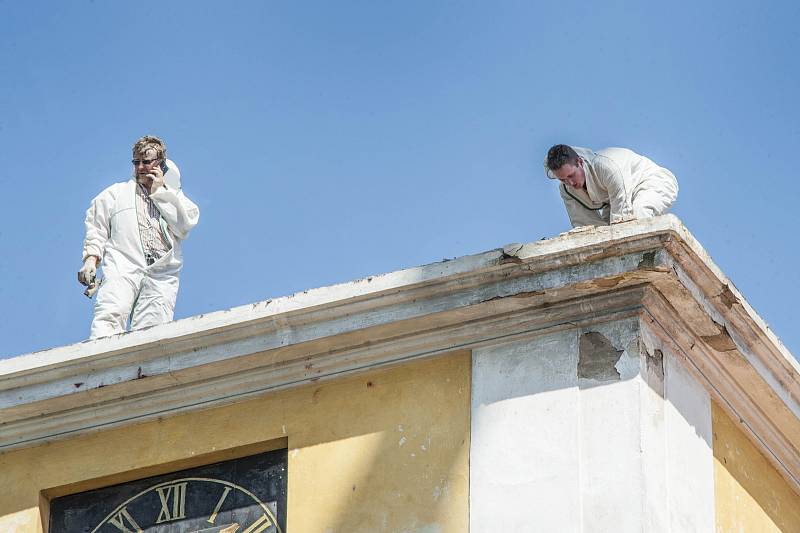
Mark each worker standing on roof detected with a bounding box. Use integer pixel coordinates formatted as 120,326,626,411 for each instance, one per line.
77,135,200,339
544,144,678,228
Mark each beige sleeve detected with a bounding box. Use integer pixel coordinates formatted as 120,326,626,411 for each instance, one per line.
559,185,607,228
593,157,634,223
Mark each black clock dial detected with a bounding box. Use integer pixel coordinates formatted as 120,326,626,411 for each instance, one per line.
50,449,287,533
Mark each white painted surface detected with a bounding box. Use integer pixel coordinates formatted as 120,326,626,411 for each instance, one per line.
471,317,715,532
471,320,649,533
576,320,643,533
663,347,714,532
640,357,669,532
471,330,581,533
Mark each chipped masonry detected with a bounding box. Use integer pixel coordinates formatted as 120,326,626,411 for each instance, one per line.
578,331,624,381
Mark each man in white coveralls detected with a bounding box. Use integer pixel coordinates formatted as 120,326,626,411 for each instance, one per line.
78,135,200,339
544,144,679,228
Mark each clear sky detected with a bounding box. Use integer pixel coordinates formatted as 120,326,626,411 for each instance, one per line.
1,1,798,359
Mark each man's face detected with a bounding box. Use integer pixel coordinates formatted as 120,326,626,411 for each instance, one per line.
553,159,586,189
132,148,161,181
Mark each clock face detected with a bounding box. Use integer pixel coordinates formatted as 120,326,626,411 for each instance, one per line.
49,449,287,533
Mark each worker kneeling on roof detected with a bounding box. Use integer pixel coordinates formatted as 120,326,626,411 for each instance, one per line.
544,144,678,228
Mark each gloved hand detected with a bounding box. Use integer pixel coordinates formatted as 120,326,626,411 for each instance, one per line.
611,215,637,225
78,256,98,286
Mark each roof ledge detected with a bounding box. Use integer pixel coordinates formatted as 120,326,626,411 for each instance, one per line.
1,215,798,493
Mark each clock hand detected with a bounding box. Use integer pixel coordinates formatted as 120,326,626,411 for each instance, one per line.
220,525,240,533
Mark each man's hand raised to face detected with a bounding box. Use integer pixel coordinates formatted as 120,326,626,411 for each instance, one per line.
146,163,165,194
133,150,166,193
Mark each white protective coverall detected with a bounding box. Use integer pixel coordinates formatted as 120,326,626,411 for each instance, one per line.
545,146,678,228
83,179,200,339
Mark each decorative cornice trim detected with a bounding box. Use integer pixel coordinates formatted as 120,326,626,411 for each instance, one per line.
641,290,800,495
1,215,797,500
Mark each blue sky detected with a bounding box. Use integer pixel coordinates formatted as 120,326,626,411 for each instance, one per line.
1,1,798,358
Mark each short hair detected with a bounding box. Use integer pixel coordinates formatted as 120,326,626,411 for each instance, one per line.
132,135,167,160
546,144,578,171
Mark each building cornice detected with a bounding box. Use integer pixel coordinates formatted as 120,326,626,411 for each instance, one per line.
1,215,798,494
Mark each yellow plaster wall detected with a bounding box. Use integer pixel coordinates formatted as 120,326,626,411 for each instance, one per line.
0,352,470,533
713,401,800,532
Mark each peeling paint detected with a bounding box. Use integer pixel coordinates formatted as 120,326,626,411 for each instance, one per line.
638,251,657,270
499,243,524,264
484,290,545,303
702,323,738,352
509,290,545,299
647,348,665,382
593,275,625,289
718,285,738,309
615,337,641,379
501,243,523,256
578,332,623,381
499,255,524,265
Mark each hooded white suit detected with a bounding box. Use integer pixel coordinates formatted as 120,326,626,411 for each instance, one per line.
83,179,199,339
545,146,678,228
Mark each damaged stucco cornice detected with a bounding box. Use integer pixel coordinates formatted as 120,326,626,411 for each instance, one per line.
0,215,798,496
642,287,800,495
0,254,658,426
0,219,676,388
